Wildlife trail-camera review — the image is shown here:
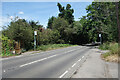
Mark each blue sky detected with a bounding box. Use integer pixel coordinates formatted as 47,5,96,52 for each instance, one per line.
2,2,92,28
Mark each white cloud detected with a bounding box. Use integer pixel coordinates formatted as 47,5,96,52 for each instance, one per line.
18,11,24,15
0,16,11,30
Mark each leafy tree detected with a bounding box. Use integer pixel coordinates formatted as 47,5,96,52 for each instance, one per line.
29,20,43,30
57,3,74,24
85,2,118,43
52,17,70,43
47,16,56,29
37,29,60,45
6,19,33,50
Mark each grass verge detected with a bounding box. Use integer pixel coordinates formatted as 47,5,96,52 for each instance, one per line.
1,44,76,58
99,42,119,62
36,44,76,51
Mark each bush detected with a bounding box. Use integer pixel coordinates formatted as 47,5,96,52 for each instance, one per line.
99,42,110,50
37,29,60,45
1,35,15,56
100,42,119,57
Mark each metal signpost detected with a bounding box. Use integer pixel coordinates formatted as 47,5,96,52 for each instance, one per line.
34,31,37,50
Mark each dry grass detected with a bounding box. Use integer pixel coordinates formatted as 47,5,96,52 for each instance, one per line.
101,54,119,63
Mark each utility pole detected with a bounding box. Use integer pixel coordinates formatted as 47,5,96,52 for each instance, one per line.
116,2,120,45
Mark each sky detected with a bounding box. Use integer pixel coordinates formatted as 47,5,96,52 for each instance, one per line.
2,2,92,28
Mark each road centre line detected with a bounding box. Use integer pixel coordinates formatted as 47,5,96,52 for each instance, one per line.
59,70,68,78
59,55,86,78
20,54,57,67
19,48,79,68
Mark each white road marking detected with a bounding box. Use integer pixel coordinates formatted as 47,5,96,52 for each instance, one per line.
1,47,79,61
78,59,81,62
20,55,57,67
16,55,23,57
72,63,77,67
1,55,23,61
59,70,68,78
82,56,84,58
3,70,6,72
19,48,78,68
1,58,10,61
65,49,77,53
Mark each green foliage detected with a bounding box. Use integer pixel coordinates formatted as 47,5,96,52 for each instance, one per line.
100,42,119,57
99,42,110,50
5,19,33,50
29,20,43,30
85,2,118,42
37,29,60,45
47,16,56,29
1,35,15,56
57,3,74,24
37,44,73,51
2,2,119,56
51,17,75,43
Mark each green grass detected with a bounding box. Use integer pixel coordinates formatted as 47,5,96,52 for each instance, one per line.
1,53,20,58
36,44,76,51
99,42,119,58
1,44,76,57
99,42,110,50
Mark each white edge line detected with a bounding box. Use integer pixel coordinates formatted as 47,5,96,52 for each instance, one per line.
78,59,81,62
1,55,23,61
72,63,76,67
82,56,84,58
59,70,68,78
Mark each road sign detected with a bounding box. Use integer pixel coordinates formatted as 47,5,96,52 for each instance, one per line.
99,34,102,44
99,34,101,37
34,31,37,50
34,31,37,35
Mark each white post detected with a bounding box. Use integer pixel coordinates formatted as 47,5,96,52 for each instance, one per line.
34,31,37,50
99,34,102,44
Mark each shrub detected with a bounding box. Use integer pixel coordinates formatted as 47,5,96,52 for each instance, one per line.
99,42,110,50
1,35,15,56
100,42,119,57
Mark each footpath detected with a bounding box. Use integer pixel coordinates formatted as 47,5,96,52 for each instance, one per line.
72,48,118,78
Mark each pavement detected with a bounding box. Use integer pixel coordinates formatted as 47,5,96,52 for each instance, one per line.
72,48,118,78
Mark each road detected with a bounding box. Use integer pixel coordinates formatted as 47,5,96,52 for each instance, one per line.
2,46,92,78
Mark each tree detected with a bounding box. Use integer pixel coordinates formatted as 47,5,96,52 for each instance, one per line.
52,17,70,43
47,16,56,29
37,29,60,45
85,2,118,43
57,3,74,24
6,19,33,50
29,20,43,30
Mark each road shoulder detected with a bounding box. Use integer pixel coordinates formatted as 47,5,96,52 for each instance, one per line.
72,48,118,78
